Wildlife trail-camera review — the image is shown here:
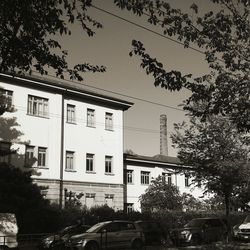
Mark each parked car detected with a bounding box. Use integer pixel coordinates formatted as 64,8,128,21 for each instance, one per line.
66,220,145,250
233,215,250,241
0,213,18,249
135,220,167,245
170,217,227,246
39,224,90,249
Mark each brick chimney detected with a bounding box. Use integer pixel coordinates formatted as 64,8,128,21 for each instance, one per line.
160,114,168,155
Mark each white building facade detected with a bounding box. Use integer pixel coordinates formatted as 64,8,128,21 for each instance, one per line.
124,154,204,211
0,73,133,210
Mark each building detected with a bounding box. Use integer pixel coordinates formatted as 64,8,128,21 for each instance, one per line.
124,154,204,211
0,73,133,210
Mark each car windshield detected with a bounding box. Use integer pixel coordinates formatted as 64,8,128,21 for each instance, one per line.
86,222,107,233
185,219,206,228
244,215,250,223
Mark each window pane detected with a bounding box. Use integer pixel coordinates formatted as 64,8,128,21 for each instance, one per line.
105,112,113,130
67,104,75,123
28,95,48,117
105,156,112,173
87,109,95,127
86,153,94,172
38,147,47,167
66,151,74,170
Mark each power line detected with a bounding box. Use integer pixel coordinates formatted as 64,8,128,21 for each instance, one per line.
91,4,206,56
44,72,184,112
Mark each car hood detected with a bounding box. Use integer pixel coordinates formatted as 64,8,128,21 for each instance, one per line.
71,232,89,240
239,223,250,230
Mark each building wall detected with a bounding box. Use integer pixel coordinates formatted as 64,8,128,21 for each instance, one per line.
0,78,126,210
124,162,204,211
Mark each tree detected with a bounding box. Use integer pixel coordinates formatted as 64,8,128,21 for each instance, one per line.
171,115,250,217
0,0,105,81
139,175,183,212
114,0,250,132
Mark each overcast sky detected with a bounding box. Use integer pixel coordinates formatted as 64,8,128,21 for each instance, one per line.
51,0,214,157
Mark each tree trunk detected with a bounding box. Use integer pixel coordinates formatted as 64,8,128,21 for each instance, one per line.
224,194,230,243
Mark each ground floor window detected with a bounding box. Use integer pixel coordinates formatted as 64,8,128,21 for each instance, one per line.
125,203,134,213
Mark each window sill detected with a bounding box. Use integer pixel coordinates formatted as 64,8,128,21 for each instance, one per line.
86,171,96,174
141,183,150,186
105,128,114,132
105,173,115,176
65,169,77,172
66,121,77,125
32,166,49,169
87,125,96,128
27,113,49,119
127,183,134,185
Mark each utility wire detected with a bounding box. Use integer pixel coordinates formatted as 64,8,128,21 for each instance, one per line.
91,5,206,56
44,72,184,112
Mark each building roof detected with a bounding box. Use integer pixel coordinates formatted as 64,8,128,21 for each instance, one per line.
0,73,134,111
124,153,191,170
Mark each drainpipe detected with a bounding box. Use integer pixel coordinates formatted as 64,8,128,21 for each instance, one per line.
59,92,65,209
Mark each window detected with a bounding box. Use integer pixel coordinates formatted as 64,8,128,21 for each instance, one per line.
28,95,48,117
85,193,95,208
66,151,74,171
66,104,76,123
185,174,189,187
105,156,113,174
87,108,95,127
38,147,47,167
0,141,11,163
105,194,114,207
126,170,133,184
162,173,172,184
141,171,150,185
86,153,94,172
105,112,113,130
0,89,13,109
125,203,134,213
25,145,35,166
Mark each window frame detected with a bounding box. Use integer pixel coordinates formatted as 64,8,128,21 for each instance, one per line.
65,151,75,171
87,108,95,127
141,171,150,185
38,147,47,167
105,112,113,131
86,153,95,172
105,155,113,174
126,170,133,184
66,104,76,124
0,89,13,110
27,95,49,118
185,174,190,187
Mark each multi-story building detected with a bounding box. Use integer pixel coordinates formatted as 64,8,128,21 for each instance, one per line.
124,154,204,211
0,73,133,210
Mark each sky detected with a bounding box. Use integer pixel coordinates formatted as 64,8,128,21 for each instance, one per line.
49,0,213,157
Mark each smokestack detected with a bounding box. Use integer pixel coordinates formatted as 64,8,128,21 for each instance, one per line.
160,114,168,155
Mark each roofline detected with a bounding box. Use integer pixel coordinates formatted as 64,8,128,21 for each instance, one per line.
0,73,134,111
124,154,193,170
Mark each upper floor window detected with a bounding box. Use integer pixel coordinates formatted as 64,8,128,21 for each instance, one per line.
87,108,95,127
28,95,48,117
126,170,133,184
86,153,94,172
185,174,190,187
38,147,47,167
66,104,76,123
0,89,13,109
105,112,113,130
141,171,150,185
105,155,113,174
66,151,74,171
